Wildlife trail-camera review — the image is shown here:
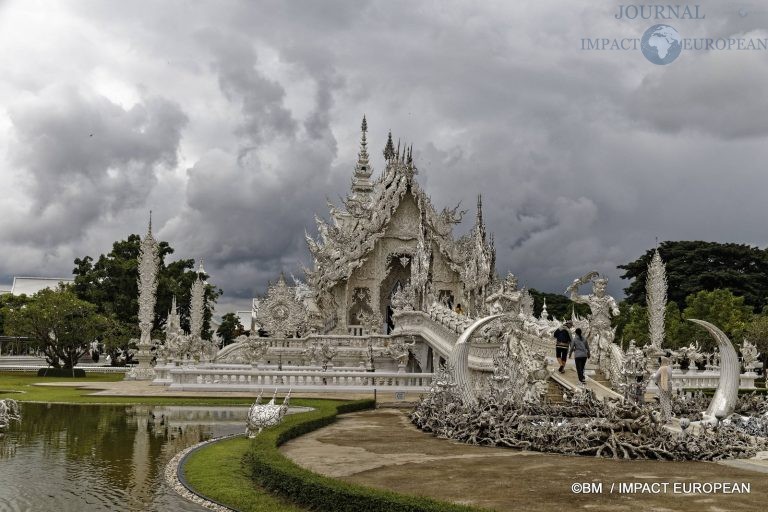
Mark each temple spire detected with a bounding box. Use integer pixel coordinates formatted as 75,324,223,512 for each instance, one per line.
383,131,394,161
349,115,374,205
476,194,484,227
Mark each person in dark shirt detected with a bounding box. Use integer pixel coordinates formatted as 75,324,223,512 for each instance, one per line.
553,321,572,373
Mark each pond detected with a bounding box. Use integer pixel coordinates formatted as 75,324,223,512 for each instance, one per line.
0,402,249,511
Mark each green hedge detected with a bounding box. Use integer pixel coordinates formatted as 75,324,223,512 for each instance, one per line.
36,368,86,378
245,399,481,512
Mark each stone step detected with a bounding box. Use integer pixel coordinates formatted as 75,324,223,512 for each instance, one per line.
546,378,567,403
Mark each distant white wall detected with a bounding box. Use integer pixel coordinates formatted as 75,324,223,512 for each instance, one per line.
10,277,74,296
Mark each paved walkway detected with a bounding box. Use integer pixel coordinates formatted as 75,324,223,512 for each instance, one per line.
32,380,379,401
281,408,768,512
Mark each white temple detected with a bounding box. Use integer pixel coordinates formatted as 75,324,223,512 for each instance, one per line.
151,117,761,396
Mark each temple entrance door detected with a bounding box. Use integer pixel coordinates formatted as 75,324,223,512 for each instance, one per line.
380,256,411,334
406,352,421,373
385,280,401,334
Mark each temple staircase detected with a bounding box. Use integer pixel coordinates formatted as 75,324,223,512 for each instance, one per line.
548,362,623,401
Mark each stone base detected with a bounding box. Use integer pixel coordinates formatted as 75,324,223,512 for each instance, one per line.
125,367,156,381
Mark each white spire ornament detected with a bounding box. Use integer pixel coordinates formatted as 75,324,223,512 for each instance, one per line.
646,248,667,352
189,261,208,361
127,213,160,380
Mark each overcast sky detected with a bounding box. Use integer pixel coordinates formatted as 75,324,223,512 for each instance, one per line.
1,0,767,313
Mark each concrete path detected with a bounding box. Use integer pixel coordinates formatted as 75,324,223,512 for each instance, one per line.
281,408,768,512
31,380,379,401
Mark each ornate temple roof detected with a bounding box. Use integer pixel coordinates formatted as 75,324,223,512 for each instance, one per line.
305,117,495,294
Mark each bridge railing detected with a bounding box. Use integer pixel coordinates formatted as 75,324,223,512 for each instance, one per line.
161,367,433,391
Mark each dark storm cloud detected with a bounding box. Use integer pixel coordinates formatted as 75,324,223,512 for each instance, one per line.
200,30,298,148
160,29,345,303
4,86,186,246
628,51,768,139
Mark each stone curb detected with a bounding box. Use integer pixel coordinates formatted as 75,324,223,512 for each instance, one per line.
165,432,244,512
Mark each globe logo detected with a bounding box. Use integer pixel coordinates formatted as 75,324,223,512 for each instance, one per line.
641,24,682,65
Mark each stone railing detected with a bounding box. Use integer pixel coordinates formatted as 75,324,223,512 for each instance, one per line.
393,310,499,371
152,362,370,385
425,303,473,333
162,367,433,392
347,325,366,336
667,369,760,390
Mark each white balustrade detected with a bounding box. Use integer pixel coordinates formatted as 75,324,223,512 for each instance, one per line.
665,369,760,390
164,366,433,392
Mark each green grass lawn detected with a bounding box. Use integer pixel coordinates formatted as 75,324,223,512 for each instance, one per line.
0,371,262,406
183,435,304,512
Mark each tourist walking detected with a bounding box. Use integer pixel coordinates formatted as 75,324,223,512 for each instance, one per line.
553,321,572,373
652,357,673,423
569,328,590,385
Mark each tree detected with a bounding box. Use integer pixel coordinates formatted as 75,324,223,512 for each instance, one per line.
217,313,244,346
528,289,589,321
0,293,29,336
100,316,140,365
679,289,754,351
614,303,649,348
2,287,109,368
618,241,768,313
614,301,686,350
73,234,222,340
744,314,768,377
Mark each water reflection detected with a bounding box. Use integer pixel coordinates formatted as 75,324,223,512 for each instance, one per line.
0,403,248,511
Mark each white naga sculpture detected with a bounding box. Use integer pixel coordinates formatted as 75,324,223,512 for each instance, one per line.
245,390,291,438
688,319,740,424
0,399,21,430
675,341,704,367
385,336,416,367
741,339,761,371
567,272,621,383
621,340,649,403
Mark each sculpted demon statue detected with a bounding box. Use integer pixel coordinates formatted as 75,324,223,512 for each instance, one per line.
567,272,620,370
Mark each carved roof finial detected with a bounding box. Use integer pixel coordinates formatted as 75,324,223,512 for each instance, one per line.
347,115,375,210
353,115,372,180
476,194,484,227
396,138,401,161
383,131,395,161
148,210,153,235
197,259,205,276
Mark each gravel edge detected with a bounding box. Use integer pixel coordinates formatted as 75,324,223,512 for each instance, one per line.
165,432,244,512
